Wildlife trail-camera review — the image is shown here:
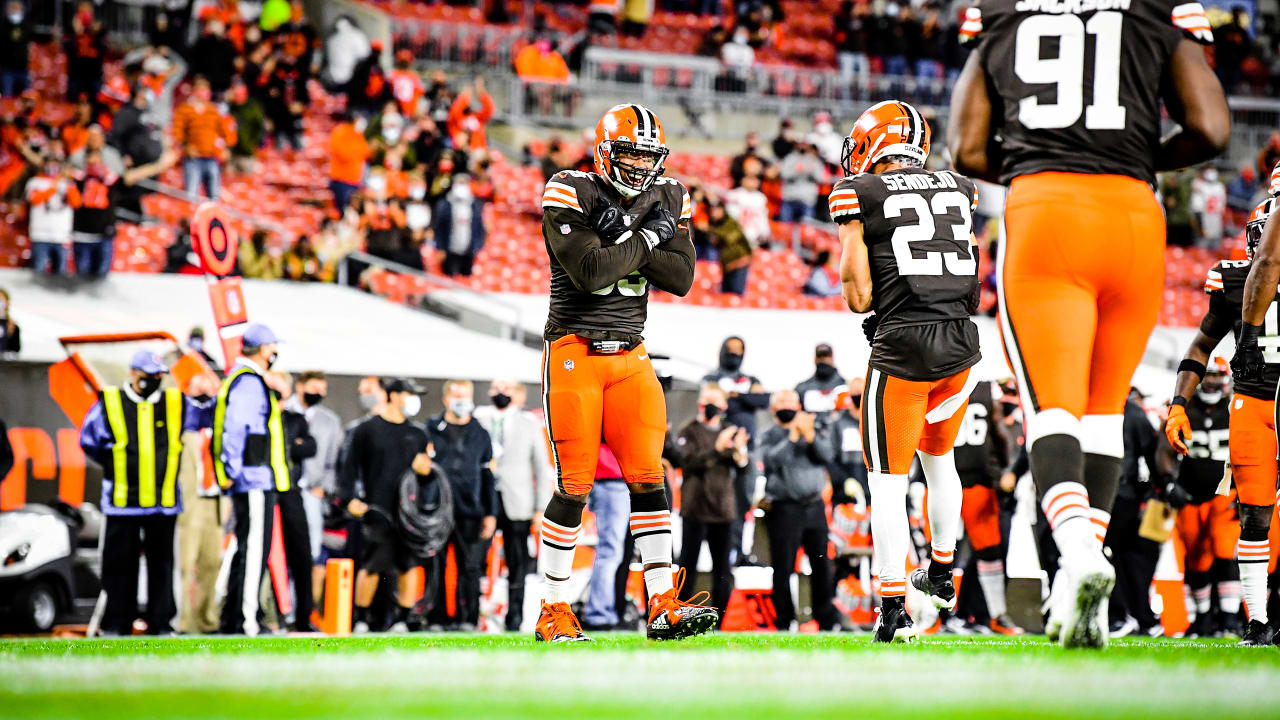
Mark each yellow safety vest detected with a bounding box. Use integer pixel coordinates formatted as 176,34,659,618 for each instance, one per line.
212,364,290,492
100,386,184,509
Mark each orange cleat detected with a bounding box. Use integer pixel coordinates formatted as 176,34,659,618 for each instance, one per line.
534,601,592,643
989,613,1026,635
646,568,720,640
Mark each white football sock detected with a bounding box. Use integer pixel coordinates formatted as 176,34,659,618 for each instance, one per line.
977,558,1008,617
540,518,580,604
1042,481,1095,566
1238,539,1269,623
916,450,961,566
632,509,674,599
1218,579,1242,615
1192,584,1212,615
869,471,910,598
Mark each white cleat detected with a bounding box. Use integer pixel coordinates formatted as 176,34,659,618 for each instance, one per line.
1061,549,1115,650
1044,568,1069,642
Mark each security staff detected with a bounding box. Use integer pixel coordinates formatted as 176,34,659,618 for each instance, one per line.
214,323,288,635
79,350,212,636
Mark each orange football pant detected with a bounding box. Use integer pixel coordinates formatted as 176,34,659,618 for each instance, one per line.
541,335,667,495
1228,394,1279,507
1176,493,1240,574
999,172,1164,418
961,484,1003,552
862,366,972,476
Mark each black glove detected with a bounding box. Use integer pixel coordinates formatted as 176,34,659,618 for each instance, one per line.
1160,480,1193,510
638,206,677,249
588,201,629,245
965,280,981,316
862,313,879,344
1231,322,1266,384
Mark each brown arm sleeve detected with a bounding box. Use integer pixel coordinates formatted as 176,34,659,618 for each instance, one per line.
543,205,651,294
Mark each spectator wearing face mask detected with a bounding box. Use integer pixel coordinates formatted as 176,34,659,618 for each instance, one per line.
802,249,842,298
724,170,771,248
433,172,485,277
265,370,319,631
287,370,344,606
826,377,867,505
186,326,220,372
706,199,753,296
26,146,80,276
1190,166,1227,246
239,230,284,280
70,149,120,278
759,389,839,631
426,380,497,630
0,287,20,357
173,75,235,200
80,350,214,636
283,236,333,282
808,112,844,170
446,77,495,152
778,141,825,222
795,343,848,414
474,379,555,631
0,0,31,98
702,336,770,562
65,2,107,102
329,111,371,212
339,377,431,632
675,384,749,623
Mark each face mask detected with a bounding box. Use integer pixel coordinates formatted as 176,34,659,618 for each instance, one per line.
409,185,426,201
449,398,475,418
719,349,743,372
189,336,203,351
491,393,512,410
814,362,837,382
850,394,862,409
366,175,386,194
402,395,422,417
137,375,162,398
8,12,23,24
702,404,722,421
775,408,797,424
192,393,212,405
360,392,381,411
303,392,325,407
266,352,278,369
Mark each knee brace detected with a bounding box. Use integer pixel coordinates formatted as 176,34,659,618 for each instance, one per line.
1238,502,1274,543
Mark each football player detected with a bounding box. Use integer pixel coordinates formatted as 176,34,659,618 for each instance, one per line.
949,0,1230,648
534,104,718,642
1227,180,1280,644
952,380,1024,635
1158,359,1240,638
832,101,983,643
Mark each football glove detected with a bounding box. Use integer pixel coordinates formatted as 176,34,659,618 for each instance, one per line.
637,206,677,250
862,314,879,344
1164,404,1192,455
1159,480,1194,510
588,201,630,245
1231,322,1266,385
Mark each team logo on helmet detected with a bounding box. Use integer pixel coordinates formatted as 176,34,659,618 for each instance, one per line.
594,104,670,198
1246,197,1276,260
1270,162,1280,197
840,100,931,176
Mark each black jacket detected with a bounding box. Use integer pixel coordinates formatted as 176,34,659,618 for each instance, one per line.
427,414,497,519
1120,398,1161,501
0,419,13,484
281,408,316,488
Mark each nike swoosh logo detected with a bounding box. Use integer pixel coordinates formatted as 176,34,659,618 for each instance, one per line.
638,355,649,360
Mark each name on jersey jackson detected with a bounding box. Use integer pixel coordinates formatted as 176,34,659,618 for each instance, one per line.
1014,0,1131,14
880,172,960,193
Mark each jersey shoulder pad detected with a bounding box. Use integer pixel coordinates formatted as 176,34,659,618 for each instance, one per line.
1205,259,1249,294
828,175,862,224
542,170,598,215
1166,1,1214,45
652,176,692,220
958,3,985,46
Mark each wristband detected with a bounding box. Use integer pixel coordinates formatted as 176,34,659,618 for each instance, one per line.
1170,396,1188,408
1240,322,1263,344
1176,359,1206,380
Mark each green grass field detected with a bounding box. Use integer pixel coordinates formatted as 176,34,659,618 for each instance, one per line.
3,633,1279,719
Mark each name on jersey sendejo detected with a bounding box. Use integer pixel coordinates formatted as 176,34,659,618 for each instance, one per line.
1014,0,1131,13
880,172,960,192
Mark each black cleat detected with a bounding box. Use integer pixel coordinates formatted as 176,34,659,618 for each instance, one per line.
1220,613,1244,639
873,597,918,643
910,568,956,611
1186,612,1217,639
1239,620,1274,647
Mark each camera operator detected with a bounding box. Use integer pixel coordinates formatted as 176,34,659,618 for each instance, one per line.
759,389,838,631
338,377,431,632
